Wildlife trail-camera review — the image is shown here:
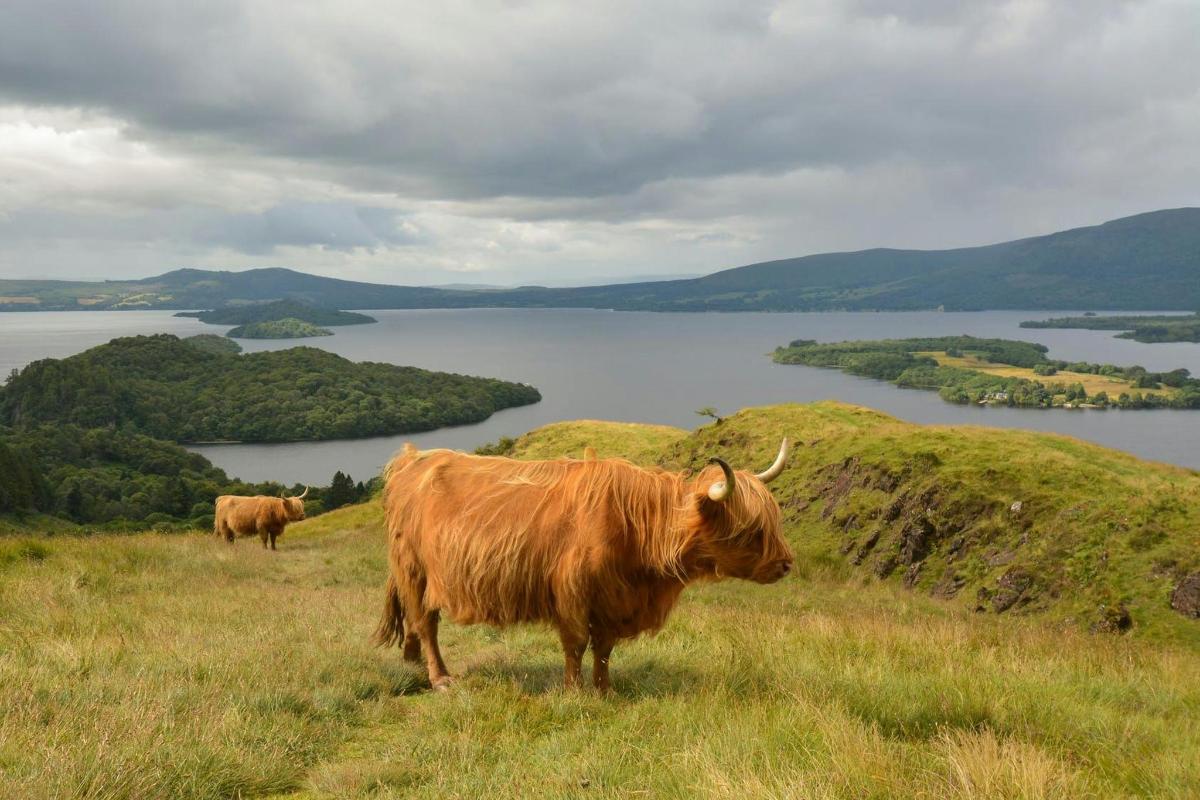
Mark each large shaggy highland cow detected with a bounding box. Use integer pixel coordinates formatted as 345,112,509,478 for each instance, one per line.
375,440,793,691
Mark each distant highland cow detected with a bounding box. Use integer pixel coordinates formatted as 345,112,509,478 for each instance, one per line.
375,440,793,691
214,488,308,550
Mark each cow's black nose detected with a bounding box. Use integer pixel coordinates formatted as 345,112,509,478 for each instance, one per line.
779,561,792,576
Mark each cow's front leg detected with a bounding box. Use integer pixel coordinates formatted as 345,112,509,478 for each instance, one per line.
259,530,269,549
556,625,589,689
269,531,278,551
591,631,616,693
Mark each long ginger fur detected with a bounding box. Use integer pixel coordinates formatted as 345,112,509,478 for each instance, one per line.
375,443,793,690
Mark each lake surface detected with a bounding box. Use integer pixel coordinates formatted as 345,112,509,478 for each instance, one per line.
2,309,1198,483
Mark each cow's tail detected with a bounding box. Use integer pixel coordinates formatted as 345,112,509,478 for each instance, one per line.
372,573,405,648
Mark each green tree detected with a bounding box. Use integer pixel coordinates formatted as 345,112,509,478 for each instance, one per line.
326,471,357,510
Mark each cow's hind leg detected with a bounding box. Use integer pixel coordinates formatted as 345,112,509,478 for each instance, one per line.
413,610,452,690
259,529,269,549
269,530,278,551
402,631,422,664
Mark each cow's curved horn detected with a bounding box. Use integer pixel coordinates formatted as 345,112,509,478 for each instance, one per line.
754,438,790,484
707,457,737,502
297,486,310,500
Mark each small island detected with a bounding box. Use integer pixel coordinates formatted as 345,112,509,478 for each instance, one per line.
1020,312,1200,343
177,299,377,327
226,318,333,339
772,335,1200,409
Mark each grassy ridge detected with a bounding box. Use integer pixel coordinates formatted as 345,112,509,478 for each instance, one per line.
3,404,1199,797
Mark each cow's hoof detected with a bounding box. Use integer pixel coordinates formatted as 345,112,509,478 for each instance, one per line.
431,676,454,692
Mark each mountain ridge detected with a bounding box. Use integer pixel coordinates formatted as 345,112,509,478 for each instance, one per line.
2,207,1198,311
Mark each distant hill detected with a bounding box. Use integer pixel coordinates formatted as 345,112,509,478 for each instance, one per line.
2,207,1198,311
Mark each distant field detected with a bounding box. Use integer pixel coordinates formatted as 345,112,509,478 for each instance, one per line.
920,351,1177,398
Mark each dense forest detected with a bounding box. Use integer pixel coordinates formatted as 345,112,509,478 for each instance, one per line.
773,336,1200,409
226,318,333,339
1021,312,1200,343
183,334,243,354
0,334,541,442
177,299,376,326
0,422,379,529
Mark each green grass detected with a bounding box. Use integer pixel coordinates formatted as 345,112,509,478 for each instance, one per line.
3,403,1200,798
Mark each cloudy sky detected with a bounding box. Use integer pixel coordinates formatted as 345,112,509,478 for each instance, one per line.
1,1,1198,286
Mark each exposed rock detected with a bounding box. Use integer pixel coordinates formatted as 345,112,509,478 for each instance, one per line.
851,529,881,565
1091,604,1133,634
818,458,861,519
903,562,923,588
898,515,937,565
945,536,967,561
874,555,897,579
1171,573,1200,618
839,538,856,556
991,568,1035,613
986,549,1015,567
933,570,965,598
1010,501,1024,515
882,496,906,523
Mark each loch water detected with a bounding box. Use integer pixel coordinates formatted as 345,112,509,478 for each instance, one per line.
2,308,1197,483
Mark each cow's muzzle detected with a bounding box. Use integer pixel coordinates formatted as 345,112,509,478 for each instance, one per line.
756,558,793,584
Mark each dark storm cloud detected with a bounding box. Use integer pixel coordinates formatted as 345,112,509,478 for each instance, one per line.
0,1,1198,281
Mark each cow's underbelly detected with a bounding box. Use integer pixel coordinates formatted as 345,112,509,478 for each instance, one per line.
431,576,557,627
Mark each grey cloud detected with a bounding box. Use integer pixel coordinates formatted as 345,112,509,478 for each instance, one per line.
3,1,1195,202
196,203,425,253
0,1,1198,282
0,202,425,253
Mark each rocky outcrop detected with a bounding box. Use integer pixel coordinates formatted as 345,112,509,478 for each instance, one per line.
1171,573,1200,618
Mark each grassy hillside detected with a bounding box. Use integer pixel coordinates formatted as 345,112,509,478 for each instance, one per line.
506,403,1200,641
3,404,1199,797
3,208,1199,311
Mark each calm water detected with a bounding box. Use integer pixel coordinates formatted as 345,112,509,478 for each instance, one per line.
2,309,1198,483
